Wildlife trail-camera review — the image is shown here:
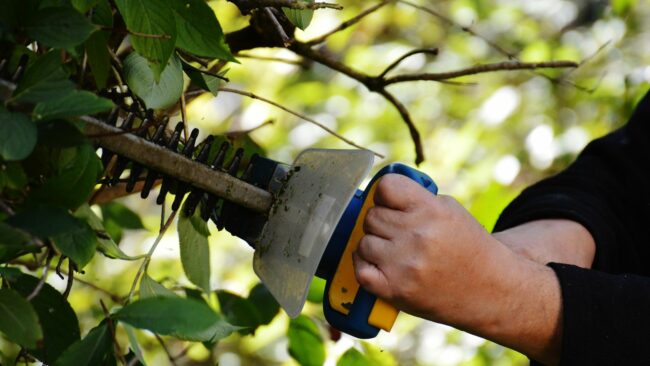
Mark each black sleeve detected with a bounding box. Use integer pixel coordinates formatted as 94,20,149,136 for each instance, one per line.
493,90,650,365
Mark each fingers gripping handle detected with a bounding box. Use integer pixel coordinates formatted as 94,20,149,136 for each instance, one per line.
322,164,438,338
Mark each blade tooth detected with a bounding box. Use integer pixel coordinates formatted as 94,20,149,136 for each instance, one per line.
125,163,144,192
181,136,214,217
155,123,184,205
210,141,230,169
227,148,244,175
106,107,120,126
109,156,130,186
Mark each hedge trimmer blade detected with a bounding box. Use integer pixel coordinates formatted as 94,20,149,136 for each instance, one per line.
253,149,374,317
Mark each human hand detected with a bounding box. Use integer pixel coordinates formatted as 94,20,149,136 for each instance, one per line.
353,174,512,324
353,174,563,364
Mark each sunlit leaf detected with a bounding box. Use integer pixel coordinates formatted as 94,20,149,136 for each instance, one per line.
288,315,325,366
124,325,147,366
71,0,100,13
0,288,43,349
123,52,183,109
306,276,325,303
337,348,373,366
115,297,240,342
100,202,145,244
139,273,178,299
114,0,176,78
0,108,37,161
24,7,96,49
171,0,236,61
54,323,113,366
7,273,80,363
283,0,314,31
74,204,144,261
178,207,211,293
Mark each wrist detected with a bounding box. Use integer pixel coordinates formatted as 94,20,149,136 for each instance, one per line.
444,239,562,365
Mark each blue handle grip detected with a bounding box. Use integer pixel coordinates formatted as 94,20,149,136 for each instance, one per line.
320,163,437,338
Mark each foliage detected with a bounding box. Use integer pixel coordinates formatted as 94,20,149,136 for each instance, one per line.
0,0,649,365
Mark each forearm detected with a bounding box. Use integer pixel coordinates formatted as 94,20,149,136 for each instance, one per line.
434,238,563,365
493,219,595,268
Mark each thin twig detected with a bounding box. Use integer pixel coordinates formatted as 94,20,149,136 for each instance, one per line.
226,119,275,137
218,87,385,157
398,0,517,59
58,267,122,302
126,210,178,304
27,249,53,301
379,48,439,78
0,199,15,215
62,261,74,299
377,89,424,165
236,52,308,67
155,334,179,366
384,60,578,84
306,0,393,45
100,299,128,365
264,7,292,47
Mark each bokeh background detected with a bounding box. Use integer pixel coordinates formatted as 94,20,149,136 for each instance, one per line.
5,0,649,364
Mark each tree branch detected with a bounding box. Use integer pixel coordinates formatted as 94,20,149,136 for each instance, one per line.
384,60,578,84
230,0,342,14
379,48,439,78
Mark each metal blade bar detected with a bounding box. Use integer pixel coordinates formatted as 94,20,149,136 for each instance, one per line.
0,77,273,213
83,116,273,214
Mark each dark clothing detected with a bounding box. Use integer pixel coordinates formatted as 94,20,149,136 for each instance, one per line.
493,90,650,365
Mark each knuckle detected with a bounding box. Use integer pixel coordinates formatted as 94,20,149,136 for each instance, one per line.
376,176,398,200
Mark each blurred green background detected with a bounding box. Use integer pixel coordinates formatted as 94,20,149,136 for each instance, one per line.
4,0,649,364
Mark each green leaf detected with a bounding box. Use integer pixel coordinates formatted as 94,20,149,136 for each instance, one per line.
85,31,111,89
74,204,144,261
123,52,183,109
248,283,280,326
7,273,81,363
8,206,97,268
12,51,75,104
180,58,223,96
28,143,103,210
0,222,31,263
34,90,114,120
283,0,314,31
217,290,261,335
124,325,147,366
8,205,81,238
53,217,97,268
100,202,144,244
0,288,43,348
37,119,87,148
71,0,100,13
0,109,37,161
178,208,211,293
24,7,97,49
337,348,373,366
3,162,28,190
288,315,325,366
139,273,178,299
91,0,113,28
306,276,326,303
0,267,23,280
171,0,235,61
114,0,176,78
54,323,113,366
115,297,239,342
